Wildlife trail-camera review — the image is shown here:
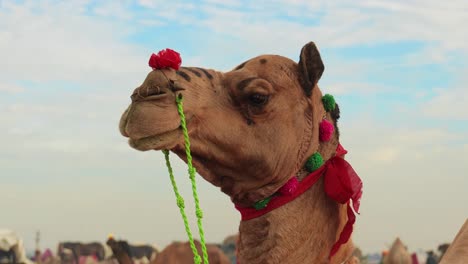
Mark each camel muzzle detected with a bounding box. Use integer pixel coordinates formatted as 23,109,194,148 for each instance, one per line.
130,70,185,103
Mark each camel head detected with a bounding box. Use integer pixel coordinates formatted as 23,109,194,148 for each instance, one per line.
119,42,339,207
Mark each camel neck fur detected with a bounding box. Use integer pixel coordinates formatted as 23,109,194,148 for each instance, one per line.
237,177,353,264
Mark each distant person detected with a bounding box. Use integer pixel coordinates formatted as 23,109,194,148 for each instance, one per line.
411,252,419,264
426,251,437,264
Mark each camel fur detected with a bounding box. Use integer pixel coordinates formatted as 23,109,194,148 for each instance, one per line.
120,41,358,263
439,219,468,264
152,241,230,264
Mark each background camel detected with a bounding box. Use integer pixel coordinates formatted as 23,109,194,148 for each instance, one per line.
437,243,450,259
58,242,106,264
106,238,134,264
0,249,15,263
382,238,411,264
151,240,230,264
439,219,468,264
107,237,158,264
120,42,361,263
220,234,238,263
0,229,33,264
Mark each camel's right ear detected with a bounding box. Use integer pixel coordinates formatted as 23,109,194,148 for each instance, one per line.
298,42,324,96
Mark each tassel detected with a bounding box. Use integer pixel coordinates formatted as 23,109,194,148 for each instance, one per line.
319,119,334,142
322,94,336,112
305,152,324,172
278,177,299,195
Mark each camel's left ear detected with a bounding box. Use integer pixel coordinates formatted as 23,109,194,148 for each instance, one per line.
298,42,324,96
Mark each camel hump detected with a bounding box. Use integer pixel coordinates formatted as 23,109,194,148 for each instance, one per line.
384,237,412,264
440,220,468,264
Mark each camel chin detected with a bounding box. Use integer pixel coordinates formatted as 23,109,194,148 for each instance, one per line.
128,129,182,151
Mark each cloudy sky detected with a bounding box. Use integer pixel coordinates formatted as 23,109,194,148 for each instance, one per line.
1,0,467,255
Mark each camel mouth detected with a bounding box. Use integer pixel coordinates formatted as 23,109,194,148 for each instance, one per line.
120,106,194,151
128,128,183,151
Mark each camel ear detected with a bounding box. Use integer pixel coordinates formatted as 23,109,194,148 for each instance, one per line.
298,42,324,96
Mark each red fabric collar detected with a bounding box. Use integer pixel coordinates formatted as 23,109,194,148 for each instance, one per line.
234,144,362,259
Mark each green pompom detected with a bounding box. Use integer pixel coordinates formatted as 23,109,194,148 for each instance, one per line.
253,197,272,210
305,152,324,172
322,94,336,112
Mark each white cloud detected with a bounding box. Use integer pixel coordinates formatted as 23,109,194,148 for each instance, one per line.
422,87,468,120
137,19,166,26
0,82,25,93
0,0,145,84
370,146,400,163
191,0,468,62
324,82,389,95
92,1,133,20
202,0,242,7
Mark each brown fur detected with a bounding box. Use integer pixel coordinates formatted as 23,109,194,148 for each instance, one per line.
120,42,357,263
440,219,468,264
152,241,230,264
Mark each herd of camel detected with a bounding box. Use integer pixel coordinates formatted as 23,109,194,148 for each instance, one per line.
29,222,468,264
31,235,236,264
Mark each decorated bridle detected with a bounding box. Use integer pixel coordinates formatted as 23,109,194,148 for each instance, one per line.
149,48,209,264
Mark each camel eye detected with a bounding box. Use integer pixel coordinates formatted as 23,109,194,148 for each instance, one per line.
248,93,269,106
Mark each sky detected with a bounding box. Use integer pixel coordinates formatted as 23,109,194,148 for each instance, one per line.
1,0,467,255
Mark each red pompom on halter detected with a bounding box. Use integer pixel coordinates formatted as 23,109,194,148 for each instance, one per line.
319,119,335,142
148,48,182,70
278,177,299,195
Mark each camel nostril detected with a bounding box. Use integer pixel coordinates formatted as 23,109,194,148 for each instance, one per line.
146,85,164,97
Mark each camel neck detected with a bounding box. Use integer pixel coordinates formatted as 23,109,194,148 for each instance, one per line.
236,178,352,264
234,144,362,263
234,144,348,220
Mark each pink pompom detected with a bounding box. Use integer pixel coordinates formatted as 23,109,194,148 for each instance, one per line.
319,119,334,142
278,177,299,195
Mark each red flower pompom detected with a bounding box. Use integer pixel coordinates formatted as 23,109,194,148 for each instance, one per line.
148,48,182,70
319,119,334,142
278,177,299,195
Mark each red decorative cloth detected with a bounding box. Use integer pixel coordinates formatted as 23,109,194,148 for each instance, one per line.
148,48,182,70
234,144,362,259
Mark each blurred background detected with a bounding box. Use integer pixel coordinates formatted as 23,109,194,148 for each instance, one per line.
1,0,467,263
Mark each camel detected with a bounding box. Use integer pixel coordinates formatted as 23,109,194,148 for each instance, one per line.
439,219,468,264
151,240,230,264
382,238,411,264
106,238,135,264
437,243,450,259
106,237,158,264
0,249,16,263
119,41,363,263
220,234,238,263
57,242,106,264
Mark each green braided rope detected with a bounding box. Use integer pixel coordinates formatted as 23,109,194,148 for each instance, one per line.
162,150,202,264
176,94,209,264
162,94,209,264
